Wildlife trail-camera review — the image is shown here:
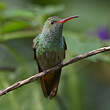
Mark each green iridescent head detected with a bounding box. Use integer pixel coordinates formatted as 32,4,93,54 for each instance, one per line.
42,16,79,35
42,16,62,34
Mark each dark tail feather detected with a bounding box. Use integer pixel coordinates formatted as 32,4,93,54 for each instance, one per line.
41,69,61,98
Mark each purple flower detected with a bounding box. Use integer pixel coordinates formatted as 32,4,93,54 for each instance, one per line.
97,26,110,41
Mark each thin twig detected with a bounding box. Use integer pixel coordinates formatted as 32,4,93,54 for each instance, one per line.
0,46,110,96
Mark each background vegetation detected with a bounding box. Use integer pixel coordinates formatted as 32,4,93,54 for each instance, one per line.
0,0,110,110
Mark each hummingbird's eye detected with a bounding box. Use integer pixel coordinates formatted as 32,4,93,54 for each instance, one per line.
50,21,55,24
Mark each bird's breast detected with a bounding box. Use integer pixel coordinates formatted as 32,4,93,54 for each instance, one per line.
36,42,65,70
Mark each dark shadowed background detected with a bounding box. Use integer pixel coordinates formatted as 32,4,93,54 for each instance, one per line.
0,0,110,110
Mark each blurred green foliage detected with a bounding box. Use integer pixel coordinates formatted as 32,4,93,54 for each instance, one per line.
0,0,110,110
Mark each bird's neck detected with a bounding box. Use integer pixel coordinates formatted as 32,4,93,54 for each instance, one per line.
41,28,63,44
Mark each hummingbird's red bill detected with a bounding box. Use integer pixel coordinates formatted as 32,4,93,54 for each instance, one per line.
57,16,79,23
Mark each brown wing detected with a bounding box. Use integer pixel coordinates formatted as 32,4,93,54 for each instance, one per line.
33,37,42,72
33,37,49,97
63,36,67,50
63,36,67,58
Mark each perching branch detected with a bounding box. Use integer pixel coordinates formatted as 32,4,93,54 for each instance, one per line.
0,46,110,96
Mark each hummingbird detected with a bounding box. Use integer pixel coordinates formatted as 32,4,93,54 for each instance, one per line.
33,16,78,98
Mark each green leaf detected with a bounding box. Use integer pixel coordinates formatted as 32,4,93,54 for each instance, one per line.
1,21,30,33
0,2,5,11
3,9,35,19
